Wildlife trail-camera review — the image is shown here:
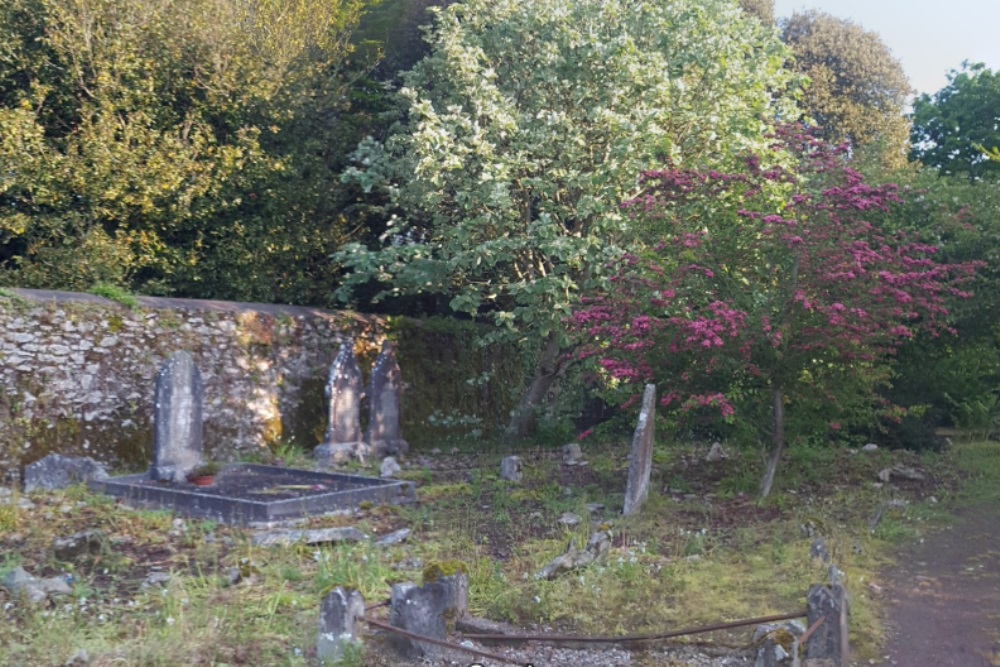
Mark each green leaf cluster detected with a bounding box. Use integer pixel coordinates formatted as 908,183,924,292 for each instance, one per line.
910,62,1000,179
0,0,367,304
338,0,802,348
780,10,911,170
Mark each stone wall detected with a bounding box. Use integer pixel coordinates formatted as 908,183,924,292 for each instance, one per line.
0,289,386,482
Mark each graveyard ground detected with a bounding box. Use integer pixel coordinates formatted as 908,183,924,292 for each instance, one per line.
0,437,990,667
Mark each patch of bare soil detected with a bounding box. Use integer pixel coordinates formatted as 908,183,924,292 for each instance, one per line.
875,505,1000,667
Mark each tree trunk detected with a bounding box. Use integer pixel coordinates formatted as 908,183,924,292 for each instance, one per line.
759,384,785,498
506,333,566,440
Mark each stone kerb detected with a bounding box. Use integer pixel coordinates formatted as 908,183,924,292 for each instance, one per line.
623,384,657,516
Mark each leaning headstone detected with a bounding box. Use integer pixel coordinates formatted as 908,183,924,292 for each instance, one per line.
149,352,204,483
365,341,409,458
23,454,109,492
315,340,368,466
806,580,849,667
500,456,522,482
317,587,366,664
622,384,656,516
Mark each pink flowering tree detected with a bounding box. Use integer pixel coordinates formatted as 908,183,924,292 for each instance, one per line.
570,127,980,496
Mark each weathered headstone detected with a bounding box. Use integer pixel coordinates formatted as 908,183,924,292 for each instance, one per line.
622,384,656,516
317,587,366,664
562,443,584,465
389,583,444,658
806,581,849,667
500,455,522,482
315,340,368,466
380,456,401,478
23,453,109,492
149,352,204,483
810,537,831,563
365,341,409,458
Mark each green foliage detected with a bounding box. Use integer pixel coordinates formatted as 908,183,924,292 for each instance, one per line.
89,283,139,309
0,0,367,305
392,317,528,444
867,166,1000,429
737,0,774,25
338,0,800,343
781,11,911,169
910,62,1000,179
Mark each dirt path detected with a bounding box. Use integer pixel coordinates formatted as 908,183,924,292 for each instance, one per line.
875,505,1000,667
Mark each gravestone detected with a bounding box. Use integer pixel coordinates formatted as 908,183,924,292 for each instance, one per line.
806,580,849,667
317,587,366,663
315,340,368,465
500,456,522,482
389,572,468,659
622,384,656,516
149,352,204,483
366,341,409,458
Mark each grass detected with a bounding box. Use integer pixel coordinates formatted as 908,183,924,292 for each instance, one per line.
89,283,140,309
0,438,991,665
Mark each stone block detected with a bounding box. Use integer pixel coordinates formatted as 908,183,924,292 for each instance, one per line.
806,582,849,667
23,454,109,492
317,587,365,664
500,456,522,482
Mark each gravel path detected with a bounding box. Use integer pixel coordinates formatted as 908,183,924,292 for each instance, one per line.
874,505,1000,667
401,643,756,667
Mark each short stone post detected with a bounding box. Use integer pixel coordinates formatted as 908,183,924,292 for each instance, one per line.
149,351,204,483
752,620,805,667
388,566,468,658
317,587,365,664
805,578,849,667
366,341,409,458
500,456,522,482
315,340,367,466
623,384,656,516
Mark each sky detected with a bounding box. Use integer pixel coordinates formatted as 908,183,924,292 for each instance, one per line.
773,0,1000,97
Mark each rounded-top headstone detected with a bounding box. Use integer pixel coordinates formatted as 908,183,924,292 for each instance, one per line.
149,351,204,483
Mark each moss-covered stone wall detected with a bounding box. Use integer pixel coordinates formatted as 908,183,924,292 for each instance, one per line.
0,290,523,483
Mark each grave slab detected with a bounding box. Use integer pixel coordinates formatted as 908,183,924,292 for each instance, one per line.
89,464,414,525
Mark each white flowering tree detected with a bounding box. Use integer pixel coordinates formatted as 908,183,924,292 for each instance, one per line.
339,0,802,438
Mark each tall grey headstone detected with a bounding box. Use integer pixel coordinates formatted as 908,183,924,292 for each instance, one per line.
806,581,849,667
366,341,409,458
317,587,365,663
315,340,368,465
622,384,656,516
149,352,204,483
